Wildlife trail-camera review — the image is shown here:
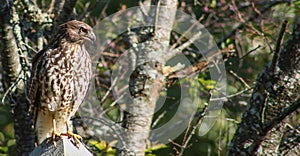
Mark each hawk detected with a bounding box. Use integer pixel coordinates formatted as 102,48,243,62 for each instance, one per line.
28,20,96,146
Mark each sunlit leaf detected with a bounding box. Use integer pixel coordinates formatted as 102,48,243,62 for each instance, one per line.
89,140,107,150
0,132,4,143
0,146,8,153
145,144,168,152
6,140,15,147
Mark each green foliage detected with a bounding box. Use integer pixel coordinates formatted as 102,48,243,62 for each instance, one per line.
146,144,168,152
198,77,216,90
87,139,117,156
0,106,15,155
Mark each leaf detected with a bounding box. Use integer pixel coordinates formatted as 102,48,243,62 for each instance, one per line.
3,124,14,139
89,140,107,150
210,0,217,8
198,78,216,90
226,38,231,44
97,140,107,150
145,154,157,156
145,144,168,152
0,146,8,153
294,0,300,6
221,42,226,49
6,139,15,147
0,132,4,143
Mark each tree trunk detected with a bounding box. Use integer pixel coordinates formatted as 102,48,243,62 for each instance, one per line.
0,1,35,155
120,0,177,155
227,18,300,155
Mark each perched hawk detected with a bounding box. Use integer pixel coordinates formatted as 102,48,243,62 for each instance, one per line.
28,20,95,145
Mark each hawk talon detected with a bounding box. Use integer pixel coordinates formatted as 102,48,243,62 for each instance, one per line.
47,131,61,146
65,121,82,147
66,130,82,147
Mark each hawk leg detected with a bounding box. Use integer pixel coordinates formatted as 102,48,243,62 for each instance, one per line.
47,118,61,146
65,122,82,147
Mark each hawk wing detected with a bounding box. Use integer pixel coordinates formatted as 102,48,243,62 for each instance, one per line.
29,50,45,129
28,48,64,144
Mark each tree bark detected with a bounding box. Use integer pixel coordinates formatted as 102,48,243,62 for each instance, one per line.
258,123,285,155
0,1,22,90
0,1,35,155
279,124,300,155
227,18,300,155
120,0,177,155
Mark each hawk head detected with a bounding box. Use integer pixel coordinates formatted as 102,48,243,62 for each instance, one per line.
57,20,96,44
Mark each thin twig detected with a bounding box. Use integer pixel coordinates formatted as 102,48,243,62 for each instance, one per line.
285,123,300,134
170,15,204,50
230,0,246,23
210,87,253,101
99,94,124,117
247,22,274,53
218,118,223,156
217,1,289,47
167,31,202,60
1,71,24,104
99,76,119,105
166,48,234,87
270,20,288,72
220,117,239,124
138,0,149,17
47,0,55,12
23,43,38,53
181,109,196,148
169,139,182,148
239,45,261,60
78,0,104,22
177,104,208,156
166,61,208,87
151,110,167,128
229,70,251,89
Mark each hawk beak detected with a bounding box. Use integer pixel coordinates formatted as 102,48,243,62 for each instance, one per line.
87,32,96,43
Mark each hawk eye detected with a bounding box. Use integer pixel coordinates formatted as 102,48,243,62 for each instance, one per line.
79,26,88,33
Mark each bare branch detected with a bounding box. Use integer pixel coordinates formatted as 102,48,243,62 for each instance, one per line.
165,49,234,88
217,1,290,47
176,105,208,156
166,31,202,60
270,20,288,72
229,70,251,89
53,0,77,30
